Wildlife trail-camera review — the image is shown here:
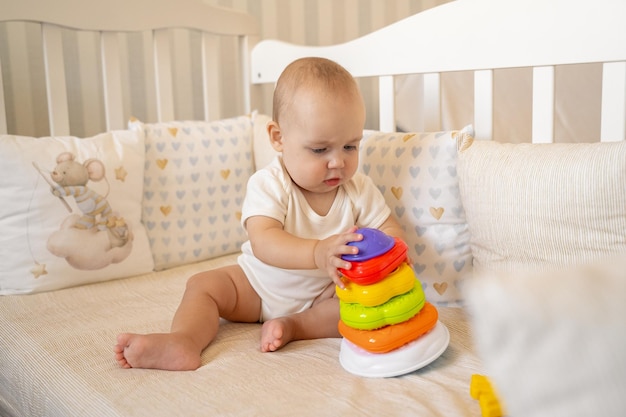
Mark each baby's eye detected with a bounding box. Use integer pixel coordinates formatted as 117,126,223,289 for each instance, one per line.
344,145,358,151
311,148,327,154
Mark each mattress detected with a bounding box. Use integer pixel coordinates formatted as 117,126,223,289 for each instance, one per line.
0,254,484,417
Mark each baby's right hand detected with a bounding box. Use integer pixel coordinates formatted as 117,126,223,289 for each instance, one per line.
313,226,362,289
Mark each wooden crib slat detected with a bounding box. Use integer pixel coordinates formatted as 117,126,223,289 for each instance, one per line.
76,32,102,134
172,30,194,120
378,75,395,132
153,29,175,122
423,73,441,132
3,22,38,137
101,32,124,131
42,23,70,136
202,33,221,121
601,62,626,142
474,70,493,141
531,66,555,144
135,31,158,124
239,36,252,116
0,56,7,134
1,0,257,137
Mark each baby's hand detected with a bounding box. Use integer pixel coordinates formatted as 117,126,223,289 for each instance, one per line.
313,226,362,289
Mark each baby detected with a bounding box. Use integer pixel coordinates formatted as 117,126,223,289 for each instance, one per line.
114,57,404,371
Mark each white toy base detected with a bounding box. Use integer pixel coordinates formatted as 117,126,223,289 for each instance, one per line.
339,321,450,378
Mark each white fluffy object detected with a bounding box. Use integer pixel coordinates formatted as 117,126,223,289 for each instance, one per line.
466,257,626,417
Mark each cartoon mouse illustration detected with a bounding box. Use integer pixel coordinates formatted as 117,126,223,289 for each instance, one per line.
44,152,129,249
49,152,113,230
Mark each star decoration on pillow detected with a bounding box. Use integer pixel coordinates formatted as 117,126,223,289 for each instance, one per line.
31,262,48,278
115,166,128,181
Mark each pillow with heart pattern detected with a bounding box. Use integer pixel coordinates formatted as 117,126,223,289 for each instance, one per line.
130,115,254,270
359,126,474,306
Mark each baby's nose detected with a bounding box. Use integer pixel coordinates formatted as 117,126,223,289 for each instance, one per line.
328,156,345,168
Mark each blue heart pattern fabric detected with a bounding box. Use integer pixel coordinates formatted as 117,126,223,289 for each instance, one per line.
359,127,474,306
132,116,253,270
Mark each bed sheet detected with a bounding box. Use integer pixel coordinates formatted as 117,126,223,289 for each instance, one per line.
0,254,483,417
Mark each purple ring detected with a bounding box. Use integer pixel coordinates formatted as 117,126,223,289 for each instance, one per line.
341,228,395,262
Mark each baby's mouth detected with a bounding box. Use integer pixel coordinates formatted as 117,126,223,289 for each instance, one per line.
324,178,341,187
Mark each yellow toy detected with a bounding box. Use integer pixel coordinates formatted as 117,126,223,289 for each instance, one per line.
335,262,416,306
470,374,507,417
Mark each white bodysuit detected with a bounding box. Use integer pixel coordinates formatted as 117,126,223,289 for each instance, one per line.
238,155,391,322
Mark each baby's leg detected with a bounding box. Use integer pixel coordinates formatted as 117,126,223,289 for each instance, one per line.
115,264,260,370
261,286,340,352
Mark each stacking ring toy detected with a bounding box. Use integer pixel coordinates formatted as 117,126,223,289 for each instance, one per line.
339,281,426,330
336,262,416,307
339,238,408,285
338,302,438,353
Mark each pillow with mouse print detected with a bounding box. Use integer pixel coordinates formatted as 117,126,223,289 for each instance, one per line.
0,130,153,294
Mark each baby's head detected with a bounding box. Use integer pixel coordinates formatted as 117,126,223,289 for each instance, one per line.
271,57,362,124
268,57,366,196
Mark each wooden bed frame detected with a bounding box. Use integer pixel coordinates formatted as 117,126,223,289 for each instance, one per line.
1,0,625,416
2,0,624,142
251,0,626,142
0,0,257,136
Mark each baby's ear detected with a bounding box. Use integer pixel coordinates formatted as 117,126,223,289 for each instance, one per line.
267,120,283,152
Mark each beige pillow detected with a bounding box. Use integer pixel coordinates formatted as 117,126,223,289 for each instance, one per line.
457,138,626,274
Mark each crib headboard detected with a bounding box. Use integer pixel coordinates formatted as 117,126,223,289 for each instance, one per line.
0,0,257,137
251,0,626,143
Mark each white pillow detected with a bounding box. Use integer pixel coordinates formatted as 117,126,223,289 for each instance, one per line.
359,126,474,306
131,116,254,270
466,258,626,417
0,131,154,294
457,139,626,274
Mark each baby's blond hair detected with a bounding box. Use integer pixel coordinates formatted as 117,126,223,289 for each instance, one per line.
272,57,361,124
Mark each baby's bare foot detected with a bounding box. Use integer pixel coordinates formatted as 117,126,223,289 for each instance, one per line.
114,332,201,371
260,317,296,352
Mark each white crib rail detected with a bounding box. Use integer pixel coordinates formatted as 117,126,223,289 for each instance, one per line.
0,49,7,135
100,31,124,133
251,0,626,143
601,62,626,142
0,0,257,136
41,24,71,135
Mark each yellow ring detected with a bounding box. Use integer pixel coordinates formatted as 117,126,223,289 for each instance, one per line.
336,262,416,306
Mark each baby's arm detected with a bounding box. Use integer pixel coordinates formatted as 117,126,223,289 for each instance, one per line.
245,215,362,288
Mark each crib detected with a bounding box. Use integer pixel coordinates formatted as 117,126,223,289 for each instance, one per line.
1,0,625,416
